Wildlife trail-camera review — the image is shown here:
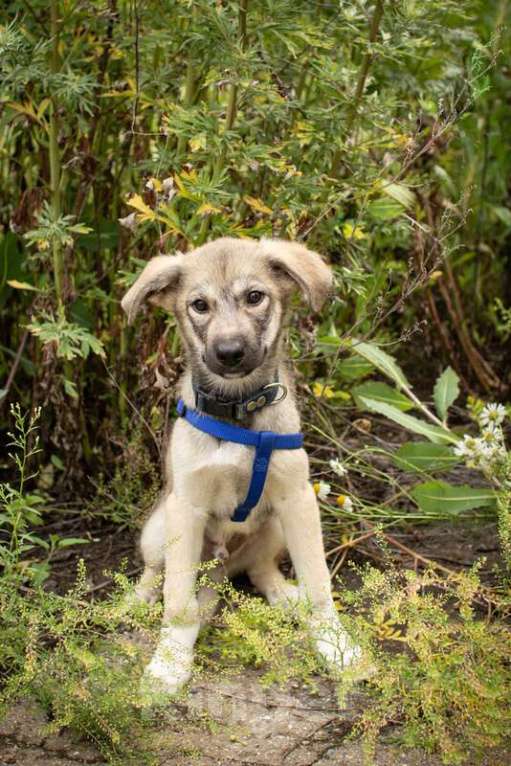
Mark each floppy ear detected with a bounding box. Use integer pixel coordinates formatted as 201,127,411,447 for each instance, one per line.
262,239,333,312
121,254,183,324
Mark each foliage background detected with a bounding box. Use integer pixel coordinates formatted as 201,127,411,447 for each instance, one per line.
1,0,510,480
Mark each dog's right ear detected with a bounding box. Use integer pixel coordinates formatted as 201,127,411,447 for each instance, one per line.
121,254,183,324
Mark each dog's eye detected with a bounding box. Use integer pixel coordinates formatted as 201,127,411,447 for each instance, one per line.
246,290,264,306
191,298,209,313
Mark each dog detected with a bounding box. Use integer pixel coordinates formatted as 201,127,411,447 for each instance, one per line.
121,237,360,695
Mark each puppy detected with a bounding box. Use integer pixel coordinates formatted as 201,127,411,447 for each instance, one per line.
122,237,360,695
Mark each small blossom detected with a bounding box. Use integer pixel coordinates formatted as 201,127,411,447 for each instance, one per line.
329,458,347,477
454,431,507,470
336,495,353,511
312,382,335,399
118,212,137,231
454,435,479,458
313,481,331,501
480,403,506,428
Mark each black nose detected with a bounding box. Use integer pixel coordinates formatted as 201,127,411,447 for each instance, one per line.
214,338,245,368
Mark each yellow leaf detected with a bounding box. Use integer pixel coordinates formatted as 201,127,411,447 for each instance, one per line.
126,194,156,221
196,202,222,217
8,101,38,122
146,177,163,192
244,196,272,215
7,280,39,291
37,98,51,121
189,134,207,152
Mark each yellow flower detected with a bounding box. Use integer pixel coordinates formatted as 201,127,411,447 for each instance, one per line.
312,382,335,399
342,222,367,240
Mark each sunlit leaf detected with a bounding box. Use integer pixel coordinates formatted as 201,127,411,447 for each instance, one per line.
357,396,455,444
411,481,497,514
393,442,459,472
126,194,156,221
352,382,414,411
433,366,460,420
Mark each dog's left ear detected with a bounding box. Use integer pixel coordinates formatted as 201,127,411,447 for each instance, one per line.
121,254,183,324
263,239,333,312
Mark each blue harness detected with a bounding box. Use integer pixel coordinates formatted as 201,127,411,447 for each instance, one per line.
176,398,304,522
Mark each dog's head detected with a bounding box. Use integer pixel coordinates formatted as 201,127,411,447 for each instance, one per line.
121,237,332,391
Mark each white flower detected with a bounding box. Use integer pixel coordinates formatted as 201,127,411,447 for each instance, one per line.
118,212,137,231
454,435,479,459
336,495,353,512
329,458,347,477
454,432,507,470
480,403,506,428
313,481,331,501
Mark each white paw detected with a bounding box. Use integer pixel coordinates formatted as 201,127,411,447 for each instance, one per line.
267,581,301,607
142,654,192,697
311,611,362,671
139,623,198,700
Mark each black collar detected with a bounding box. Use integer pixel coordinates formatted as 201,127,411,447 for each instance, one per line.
193,381,287,421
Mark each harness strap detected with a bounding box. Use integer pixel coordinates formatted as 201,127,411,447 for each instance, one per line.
176,399,303,522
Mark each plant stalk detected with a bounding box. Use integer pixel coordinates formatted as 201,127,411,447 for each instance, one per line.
49,0,64,315
332,0,384,176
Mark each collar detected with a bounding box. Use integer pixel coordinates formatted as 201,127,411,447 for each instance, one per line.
192,381,287,421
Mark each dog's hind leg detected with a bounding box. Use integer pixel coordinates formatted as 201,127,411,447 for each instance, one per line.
132,499,166,605
228,516,299,606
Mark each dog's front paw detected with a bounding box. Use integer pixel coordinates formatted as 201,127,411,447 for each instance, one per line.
141,653,192,698
139,624,198,702
311,610,362,672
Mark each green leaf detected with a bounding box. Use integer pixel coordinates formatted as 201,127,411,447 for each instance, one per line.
357,396,456,444
337,355,374,381
367,198,404,221
57,537,89,548
411,481,497,514
382,182,415,208
493,206,511,229
433,366,460,420
350,340,410,390
393,442,459,473
352,382,414,412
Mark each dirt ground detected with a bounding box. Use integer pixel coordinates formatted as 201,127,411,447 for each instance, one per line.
0,673,443,766
2,667,509,766
1,518,508,766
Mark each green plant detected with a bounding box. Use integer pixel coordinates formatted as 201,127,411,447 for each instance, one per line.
0,404,87,584
343,564,511,765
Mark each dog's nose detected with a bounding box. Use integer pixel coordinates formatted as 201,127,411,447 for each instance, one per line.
214,338,245,368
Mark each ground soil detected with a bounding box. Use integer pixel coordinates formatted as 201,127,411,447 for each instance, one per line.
1,515,508,766
1,667,508,766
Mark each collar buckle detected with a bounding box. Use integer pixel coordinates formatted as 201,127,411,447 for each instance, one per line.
263,382,288,405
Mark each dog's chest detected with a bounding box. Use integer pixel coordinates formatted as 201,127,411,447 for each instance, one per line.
176,435,254,516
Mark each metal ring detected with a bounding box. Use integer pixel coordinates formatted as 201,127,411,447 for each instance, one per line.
263,382,288,405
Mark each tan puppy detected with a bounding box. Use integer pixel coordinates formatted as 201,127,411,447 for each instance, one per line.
122,237,360,695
